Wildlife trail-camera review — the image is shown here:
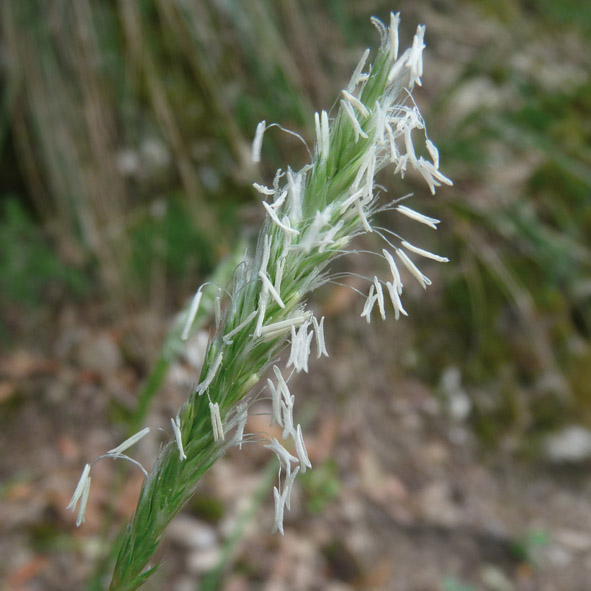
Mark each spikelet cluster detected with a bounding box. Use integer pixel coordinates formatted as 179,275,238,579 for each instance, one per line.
67,14,452,591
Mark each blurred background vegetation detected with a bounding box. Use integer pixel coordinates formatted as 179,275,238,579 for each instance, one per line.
1,0,590,589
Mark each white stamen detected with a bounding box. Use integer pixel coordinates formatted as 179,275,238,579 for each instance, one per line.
387,48,410,83
425,139,439,168
171,416,186,461
272,486,286,535
76,475,91,526
312,316,328,358
404,126,417,164
341,89,370,118
196,351,224,395
232,401,248,449
107,427,151,456
287,321,313,373
382,249,403,294
259,271,285,308
67,463,91,512
284,466,300,510
364,147,376,203
272,365,290,402
287,324,299,370
374,277,386,320
281,398,295,440
361,284,377,322
341,99,368,142
223,310,258,344
396,248,432,289
356,199,373,233
260,314,310,339
390,12,401,61
181,287,203,341
314,111,321,156
408,25,426,87
262,201,300,235
395,205,441,230
340,189,365,212
416,157,453,193
260,234,271,278
209,402,224,441
295,424,312,473
264,437,298,474
321,110,330,163
348,48,370,91
386,281,408,320
254,298,267,337
287,169,303,223
386,123,399,163
268,378,283,428
274,257,285,294
252,120,266,163
401,240,449,262
214,288,222,329
315,112,330,164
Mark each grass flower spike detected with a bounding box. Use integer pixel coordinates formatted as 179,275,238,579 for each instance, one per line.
69,13,452,591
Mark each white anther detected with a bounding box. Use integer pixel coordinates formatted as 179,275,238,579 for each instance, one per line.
396,248,432,289
382,249,403,294
196,351,224,395
361,283,377,323
272,486,286,535
181,286,203,341
259,272,285,308
171,416,186,461
425,139,439,168
223,310,258,344
390,12,401,61
374,277,386,320
209,402,224,442
294,424,312,473
348,48,370,91
107,427,151,456
341,99,368,142
386,281,408,320
312,316,328,358
264,437,298,475
262,201,300,235
401,240,449,263
395,205,441,230
252,120,266,163
259,314,311,339
341,90,370,118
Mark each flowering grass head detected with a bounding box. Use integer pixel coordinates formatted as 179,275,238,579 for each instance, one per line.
68,13,452,591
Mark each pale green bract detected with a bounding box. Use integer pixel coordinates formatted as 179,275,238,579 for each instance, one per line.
67,13,452,591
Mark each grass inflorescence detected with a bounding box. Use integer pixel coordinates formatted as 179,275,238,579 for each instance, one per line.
68,13,452,591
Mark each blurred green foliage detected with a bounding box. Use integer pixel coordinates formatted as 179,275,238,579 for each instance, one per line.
441,577,477,591
301,459,342,513
509,528,550,565
0,198,87,307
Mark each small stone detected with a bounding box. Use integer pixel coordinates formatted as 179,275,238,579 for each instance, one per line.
481,565,514,591
77,332,122,375
543,426,591,462
167,515,218,550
